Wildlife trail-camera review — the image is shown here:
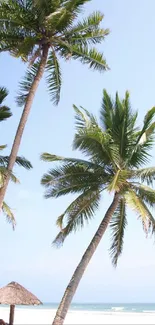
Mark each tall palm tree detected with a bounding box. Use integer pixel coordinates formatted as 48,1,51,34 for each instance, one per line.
0,86,32,227
0,0,109,208
41,90,155,325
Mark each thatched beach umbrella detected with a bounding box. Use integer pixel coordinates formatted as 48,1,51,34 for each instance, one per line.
0,281,42,325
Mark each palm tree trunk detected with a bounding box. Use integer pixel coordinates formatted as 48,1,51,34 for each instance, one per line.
0,45,49,209
52,193,120,325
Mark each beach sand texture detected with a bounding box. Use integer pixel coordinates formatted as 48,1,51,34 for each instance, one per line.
1,307,155,324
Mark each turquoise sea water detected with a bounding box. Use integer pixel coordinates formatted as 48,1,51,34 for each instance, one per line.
44,303,155,313
3,303,154,314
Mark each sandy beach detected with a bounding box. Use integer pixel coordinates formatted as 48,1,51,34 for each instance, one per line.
1,307,155,324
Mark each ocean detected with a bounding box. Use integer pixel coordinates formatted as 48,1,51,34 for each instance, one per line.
10,302,155,313
1,303,155,324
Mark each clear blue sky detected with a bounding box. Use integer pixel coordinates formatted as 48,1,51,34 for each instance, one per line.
0,0,155,303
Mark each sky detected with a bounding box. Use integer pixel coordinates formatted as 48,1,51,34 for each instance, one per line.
1,0,155,304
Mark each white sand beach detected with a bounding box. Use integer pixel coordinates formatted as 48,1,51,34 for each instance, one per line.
1,307,155,324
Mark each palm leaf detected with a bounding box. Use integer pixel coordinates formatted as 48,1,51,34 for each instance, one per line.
44,0,91,32
14,156,32,169
0,106,12,121
71,45,108,72
0,167,6,186
100,89,113,131
0,166,20,185
135,199,155,236
0,87,8,104
41,153,102,170
0,1,38,31
34,0,63,17
132,167,155,185
53,187,101,247
63,0,91,16
73,104,97,130
65,11,105,35
73,122,112,165
67,28,109,47
41,163,105,197
9,172,20,184
128,107,155,167
131,183,155,207
110,198,127,266
59,43,108,72
0,145,7,151
143,107,155,130
125,189,150,234
108,170,121,192
16,60,40,106
2,201,16,230
0,155,32,169
46,50,61,105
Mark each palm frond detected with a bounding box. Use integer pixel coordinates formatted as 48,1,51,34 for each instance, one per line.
9,172,20,184
115,91,137,158
66,16,109,46
143,106,155,130
0,155,11,166
34,0,62,17
41,162,105,198
44,0,91,32
0,106,12,121
16,60,40,106
53,187,101,247
0,166,20,185
108,170,121,192
10,36,39,62
41,153,102,170
125,189,150,234
73,105,124,168
63,0,90,16
128,107,155,168
0,155,32,169
0,0,38,31
46,50,61,105
110,198,127,266
60,44,108,72
45,7,69,31
0,167,6,186
73,122,112,165
71,45,108,72
135,199,155,236
131,183,155,207
14,156,32,169
145,208,155,235
65,11,105,35
132,167,155,185
73,104,97,130
100,89,113,131
2,201,16,230
0,145,7,151
0,87,8,104
129,146,152,168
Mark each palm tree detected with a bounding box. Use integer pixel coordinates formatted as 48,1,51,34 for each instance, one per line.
0,0,109,208
0,86,32,227
41,90,155,325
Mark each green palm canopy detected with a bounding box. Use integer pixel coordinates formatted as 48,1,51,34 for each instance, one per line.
0,87,32,228
41,90,155,266
0,0,109,105
0,0,109,212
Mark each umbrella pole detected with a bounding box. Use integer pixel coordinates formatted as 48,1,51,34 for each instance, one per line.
9,305,15,325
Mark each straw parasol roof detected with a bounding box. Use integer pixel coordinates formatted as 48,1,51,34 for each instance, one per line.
0,281,42,305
